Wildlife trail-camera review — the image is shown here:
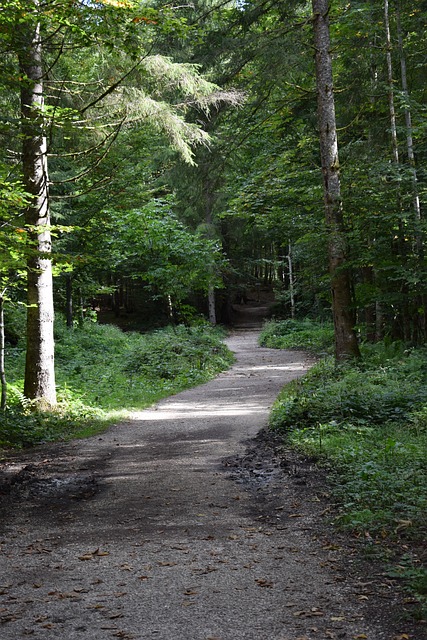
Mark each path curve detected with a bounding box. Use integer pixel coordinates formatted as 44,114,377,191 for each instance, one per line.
0,332,419,639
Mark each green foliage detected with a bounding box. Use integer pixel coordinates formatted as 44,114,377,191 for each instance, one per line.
270,342,427,538
0,387,105,448
270,338,427,606
259,318,335,355
0,318,233,448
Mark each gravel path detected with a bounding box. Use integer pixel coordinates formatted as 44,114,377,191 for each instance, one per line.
0,331,422,639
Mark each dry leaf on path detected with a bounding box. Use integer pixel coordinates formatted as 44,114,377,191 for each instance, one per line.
255,578,273,588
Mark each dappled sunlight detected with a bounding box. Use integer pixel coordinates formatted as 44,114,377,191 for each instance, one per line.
246,363,306,372
131,401,266,421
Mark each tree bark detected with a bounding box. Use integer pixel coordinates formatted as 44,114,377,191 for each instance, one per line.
65,275,73,329
287,241,295,320
384,0,399,165
208,285,217,325
396,1,425,342
19,11,56,405
312,0,360,360
0,295,7,410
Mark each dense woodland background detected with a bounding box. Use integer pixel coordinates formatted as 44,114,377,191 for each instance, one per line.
0,0,426,612
1,0,426,394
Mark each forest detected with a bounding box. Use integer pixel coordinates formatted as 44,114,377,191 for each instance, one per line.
0,0,426,615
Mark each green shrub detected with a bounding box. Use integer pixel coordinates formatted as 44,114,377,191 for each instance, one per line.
270,339,427,609
259,318,334,355
0,319,233,448
270,339,427,543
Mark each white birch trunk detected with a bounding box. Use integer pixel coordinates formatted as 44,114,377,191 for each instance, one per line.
20,10,56,405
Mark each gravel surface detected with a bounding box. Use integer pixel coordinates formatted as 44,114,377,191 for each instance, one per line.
0,331,424,640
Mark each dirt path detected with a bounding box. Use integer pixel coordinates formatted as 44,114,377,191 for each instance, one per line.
0,331,421,639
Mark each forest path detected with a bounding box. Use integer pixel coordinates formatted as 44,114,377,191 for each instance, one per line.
0,332,417,639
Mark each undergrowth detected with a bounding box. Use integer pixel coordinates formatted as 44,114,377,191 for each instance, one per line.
259,318,334,355
0,319,233,449
265,319,427,615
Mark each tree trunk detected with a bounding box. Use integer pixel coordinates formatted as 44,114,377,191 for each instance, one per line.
287,241,295,320
312,0,360,360
384,0,399,165
208,285,217,325
65,275,73,328
20,12,56,405
0,295,7,410
396,1,425,342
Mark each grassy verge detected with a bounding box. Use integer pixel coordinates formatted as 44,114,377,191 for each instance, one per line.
0,319,234,449
264,319,427,617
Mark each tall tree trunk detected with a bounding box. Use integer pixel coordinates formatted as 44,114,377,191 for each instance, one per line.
20,12,56,405
208,285,217,325
0,294,7,410
396,1,421,239
384,0,399,165
384,0,413,342
65,275,73,329
396,1,425,342
204,176,218,325
312,0,360,360
287,241,295,320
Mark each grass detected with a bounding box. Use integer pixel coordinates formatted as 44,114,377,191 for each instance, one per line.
263,318,427,615
0,318,234,449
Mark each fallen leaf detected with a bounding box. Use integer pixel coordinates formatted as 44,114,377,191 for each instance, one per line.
170,545,189,551
183,589,199,596
323,544,340,551
255,578,273,588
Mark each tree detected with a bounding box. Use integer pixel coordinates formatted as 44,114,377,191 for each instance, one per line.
311,0,360,359
0,0,237,403
17,5,56,404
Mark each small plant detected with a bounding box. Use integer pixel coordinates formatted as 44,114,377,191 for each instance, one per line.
259,318,334,355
